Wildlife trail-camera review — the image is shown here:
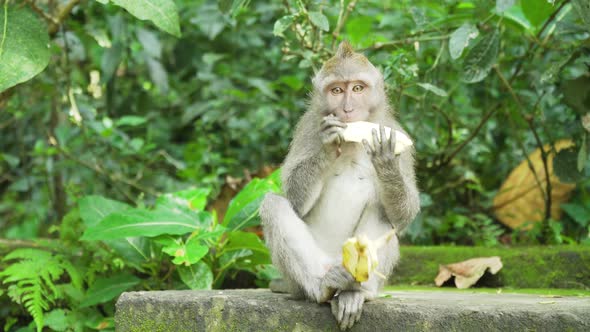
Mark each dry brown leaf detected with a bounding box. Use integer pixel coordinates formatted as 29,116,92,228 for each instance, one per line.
435,256,503,289
493,140,576,230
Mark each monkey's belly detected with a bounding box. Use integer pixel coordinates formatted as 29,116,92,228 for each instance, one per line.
306,158,377,257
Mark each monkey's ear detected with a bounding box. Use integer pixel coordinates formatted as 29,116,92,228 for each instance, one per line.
335,41,355,59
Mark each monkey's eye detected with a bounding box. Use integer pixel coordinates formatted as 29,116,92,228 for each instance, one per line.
331,87,344,95
352,85,364,92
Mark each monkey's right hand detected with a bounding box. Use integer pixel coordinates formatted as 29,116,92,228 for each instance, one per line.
320,114,347,146
318,265,358,302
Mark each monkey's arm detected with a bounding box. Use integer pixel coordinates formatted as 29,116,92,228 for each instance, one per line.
282,112,342,217
363,126,420,232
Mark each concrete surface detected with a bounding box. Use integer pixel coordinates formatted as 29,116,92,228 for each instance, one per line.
115,289,590,331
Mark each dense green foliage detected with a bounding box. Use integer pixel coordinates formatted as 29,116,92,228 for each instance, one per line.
1,0,589,330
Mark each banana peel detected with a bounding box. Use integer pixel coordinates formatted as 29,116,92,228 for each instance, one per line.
342,229,397,282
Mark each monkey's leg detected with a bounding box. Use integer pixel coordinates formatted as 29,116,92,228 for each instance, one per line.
260,193,335,303
331,227,400,330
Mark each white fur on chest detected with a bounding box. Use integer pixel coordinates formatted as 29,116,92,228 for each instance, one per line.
306,144,378,256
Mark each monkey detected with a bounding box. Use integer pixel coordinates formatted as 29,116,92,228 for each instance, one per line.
259,41,420,330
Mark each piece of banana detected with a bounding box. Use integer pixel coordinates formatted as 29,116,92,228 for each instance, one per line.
341,121,413,154
342,229,397,282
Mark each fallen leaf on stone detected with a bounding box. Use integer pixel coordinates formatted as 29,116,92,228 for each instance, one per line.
434,256,503,289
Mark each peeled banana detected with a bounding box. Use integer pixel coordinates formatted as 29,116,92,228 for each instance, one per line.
341,121,413,155
341,229,397,282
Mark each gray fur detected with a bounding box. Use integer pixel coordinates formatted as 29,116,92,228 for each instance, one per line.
260,43,420,330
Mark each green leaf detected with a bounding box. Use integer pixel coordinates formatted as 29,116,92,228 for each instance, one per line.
561,76,590,115
0,6,50,93
78,195,131,227
146,57,169,93
156,187,211,212
562,203,590,227
161,237,209,266
496,0,516,14
44,309,68,332
79,274,140,308
573,0,590,32
522,0,554,27
222,231,270,268
109,0,180,37
308,11,329,32
462,29,500,83
116,115,148,127
503,5,534,31
553,147,584,183
81,208,210,240
273,15,295,36
177,261,213,289
223,170,281,230
101,42,124,83
417,83,448,97
579,135,588,173
449,23,479,60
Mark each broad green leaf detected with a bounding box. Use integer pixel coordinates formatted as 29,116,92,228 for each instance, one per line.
223,231,271,267
462,29,500,83
562,203,590,227
308,12,329,31
522,0,554,27
273,15,295,36
449,23,479,60
156,187,211,212
146,57,169,92
81,208,210,240
109,0,180,37
217,0,249,17
573,0,590,32
178,261,213,289
503,5,534,31
101,42,124,83
116,115,148,127
136,28,162,58
224,231,269,256
417,83,448,97
496,0,516,14
553,147,584,183
162,237,209,266
78,195,131,227
106,237,152,268
79,274,140,308
345,17,373,46
44,309,68,332
0,6,50,93
561,76,590,115
409,7,427,28
223,170,281,230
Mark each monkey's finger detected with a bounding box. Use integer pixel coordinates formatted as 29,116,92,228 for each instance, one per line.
322,116,347,128
379,125,387,155
389,130,397,155
362,139,374,155
372,129,380,153
331,298,339,318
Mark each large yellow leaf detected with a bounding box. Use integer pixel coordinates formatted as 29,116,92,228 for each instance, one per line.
493,140,576,229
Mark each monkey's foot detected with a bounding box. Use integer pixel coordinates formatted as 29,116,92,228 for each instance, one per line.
330,290,364,330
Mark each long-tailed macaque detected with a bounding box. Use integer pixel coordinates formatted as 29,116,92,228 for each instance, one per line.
260,41,420,330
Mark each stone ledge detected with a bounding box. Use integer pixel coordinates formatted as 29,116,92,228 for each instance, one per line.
115,289,590,331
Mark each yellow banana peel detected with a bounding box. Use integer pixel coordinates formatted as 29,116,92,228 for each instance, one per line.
342,229,396,282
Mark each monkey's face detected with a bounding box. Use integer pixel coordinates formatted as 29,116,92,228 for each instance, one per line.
323,80,373,122
319,63,384,122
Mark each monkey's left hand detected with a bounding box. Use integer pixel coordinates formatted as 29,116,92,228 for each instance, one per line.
362,125,400,175
331,290,365,330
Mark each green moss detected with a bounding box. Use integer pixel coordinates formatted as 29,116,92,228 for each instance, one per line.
392,245,590,289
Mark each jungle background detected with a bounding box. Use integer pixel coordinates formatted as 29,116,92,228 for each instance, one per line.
0,0,589,331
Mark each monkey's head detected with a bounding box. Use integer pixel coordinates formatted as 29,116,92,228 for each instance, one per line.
312,41,386,122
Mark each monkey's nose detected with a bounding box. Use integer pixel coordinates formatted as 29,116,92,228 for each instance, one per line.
343,108,354,113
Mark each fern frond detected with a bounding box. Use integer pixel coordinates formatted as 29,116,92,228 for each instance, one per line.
0,248,81,332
